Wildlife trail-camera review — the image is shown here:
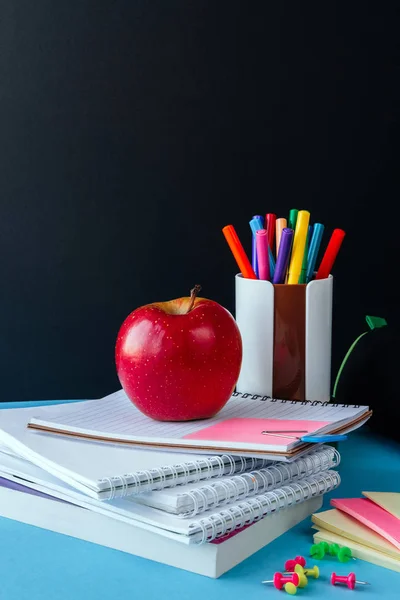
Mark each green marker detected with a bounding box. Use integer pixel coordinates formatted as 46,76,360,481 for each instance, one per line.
288,208,298,231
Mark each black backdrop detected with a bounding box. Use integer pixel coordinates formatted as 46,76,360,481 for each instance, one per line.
0,2,399,402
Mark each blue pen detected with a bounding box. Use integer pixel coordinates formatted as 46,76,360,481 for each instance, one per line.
306,223,325,283
249,217,275,278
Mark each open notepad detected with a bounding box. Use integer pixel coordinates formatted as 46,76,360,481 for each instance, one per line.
27,389,372,458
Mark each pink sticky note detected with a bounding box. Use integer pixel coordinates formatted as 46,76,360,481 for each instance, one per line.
331,497,400,550
184,418,330,445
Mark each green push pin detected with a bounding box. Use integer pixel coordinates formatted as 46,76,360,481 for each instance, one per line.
329,543,355,562
310,542,329,559
329,543,341,556
337,546,354,562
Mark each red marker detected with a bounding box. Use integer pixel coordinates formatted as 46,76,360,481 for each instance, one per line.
315,228,346,280
265,213,276,251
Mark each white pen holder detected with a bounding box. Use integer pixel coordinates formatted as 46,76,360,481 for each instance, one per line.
235,273,333,402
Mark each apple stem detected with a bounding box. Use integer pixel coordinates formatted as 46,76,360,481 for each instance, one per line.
187,284,202,313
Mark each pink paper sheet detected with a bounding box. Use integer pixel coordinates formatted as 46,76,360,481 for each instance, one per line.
184,418,330,445
331,497,400,550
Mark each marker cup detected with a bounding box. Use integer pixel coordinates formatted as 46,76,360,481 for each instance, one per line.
235,274,333,401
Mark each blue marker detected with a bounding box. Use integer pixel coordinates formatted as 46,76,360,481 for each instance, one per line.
249,217,275,278
251,215,263,277
306,223,325,282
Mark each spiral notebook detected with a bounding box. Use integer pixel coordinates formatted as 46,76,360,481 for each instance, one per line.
0,443,339,517
0,443,340,544
27,389,371,458
0,404,271,500
133,445,340,516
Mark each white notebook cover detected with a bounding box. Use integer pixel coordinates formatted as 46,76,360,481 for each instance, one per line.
0,482,323,578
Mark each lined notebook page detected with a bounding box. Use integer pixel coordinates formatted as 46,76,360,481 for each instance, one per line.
28,390,370,453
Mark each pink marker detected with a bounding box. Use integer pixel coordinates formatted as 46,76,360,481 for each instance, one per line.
256,229,270,281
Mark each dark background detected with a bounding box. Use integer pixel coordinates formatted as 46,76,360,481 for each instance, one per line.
0,2,399,402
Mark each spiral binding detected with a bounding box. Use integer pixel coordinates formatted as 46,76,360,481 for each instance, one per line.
99,454,272,500
177,445,340,517
231,390,361,408
97,389,357,499
189,470,341,544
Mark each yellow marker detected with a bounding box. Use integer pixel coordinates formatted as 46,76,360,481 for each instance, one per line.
293,565,308,588
288,210,310,284
276,217,287,255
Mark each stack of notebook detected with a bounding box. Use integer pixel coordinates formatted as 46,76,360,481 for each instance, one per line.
312,492,400,572
0,389,371,577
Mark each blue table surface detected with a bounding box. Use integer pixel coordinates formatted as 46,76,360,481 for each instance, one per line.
1,400,399,600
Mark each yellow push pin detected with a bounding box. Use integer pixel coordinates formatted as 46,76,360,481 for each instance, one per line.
293,565,308,588
284,582,298,595
303,565,320,579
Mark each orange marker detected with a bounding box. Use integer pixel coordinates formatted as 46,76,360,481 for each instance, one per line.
276,218,287,255
222,225,257,279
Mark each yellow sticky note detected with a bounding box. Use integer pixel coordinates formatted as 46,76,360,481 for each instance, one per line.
363,492,400,520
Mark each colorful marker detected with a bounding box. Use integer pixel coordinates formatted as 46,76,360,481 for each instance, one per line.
288,209,298,231
306,223,325,282
315,228,346,280
265,213,276,252
299,225,312,284
251,215,261,277
250,217,275,278
273,228,294,284
275,218,287,255
288,210,310,284
222,225,257,279
256,229,270,281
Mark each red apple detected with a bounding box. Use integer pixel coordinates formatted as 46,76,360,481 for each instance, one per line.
115,285,242,421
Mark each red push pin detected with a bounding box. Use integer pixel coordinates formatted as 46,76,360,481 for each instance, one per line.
284,556,306,572
331,572,370,590
262,572,300,594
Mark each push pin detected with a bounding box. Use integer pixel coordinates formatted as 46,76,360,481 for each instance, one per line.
262,572,300,594
283,565,309,587
310,541,329,559
329,543,356,562
303,565,320,579
284,556,306,571
291,565,308,588
328,543,340,555
331,572,370,590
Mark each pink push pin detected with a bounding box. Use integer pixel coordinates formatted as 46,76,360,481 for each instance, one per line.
285,556,306,572
262,572,300,590
331,572,370,590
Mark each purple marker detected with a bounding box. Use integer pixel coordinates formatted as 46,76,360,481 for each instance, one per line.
273,228,294,284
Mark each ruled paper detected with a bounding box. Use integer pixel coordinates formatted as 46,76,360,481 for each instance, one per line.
28,389,369,449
